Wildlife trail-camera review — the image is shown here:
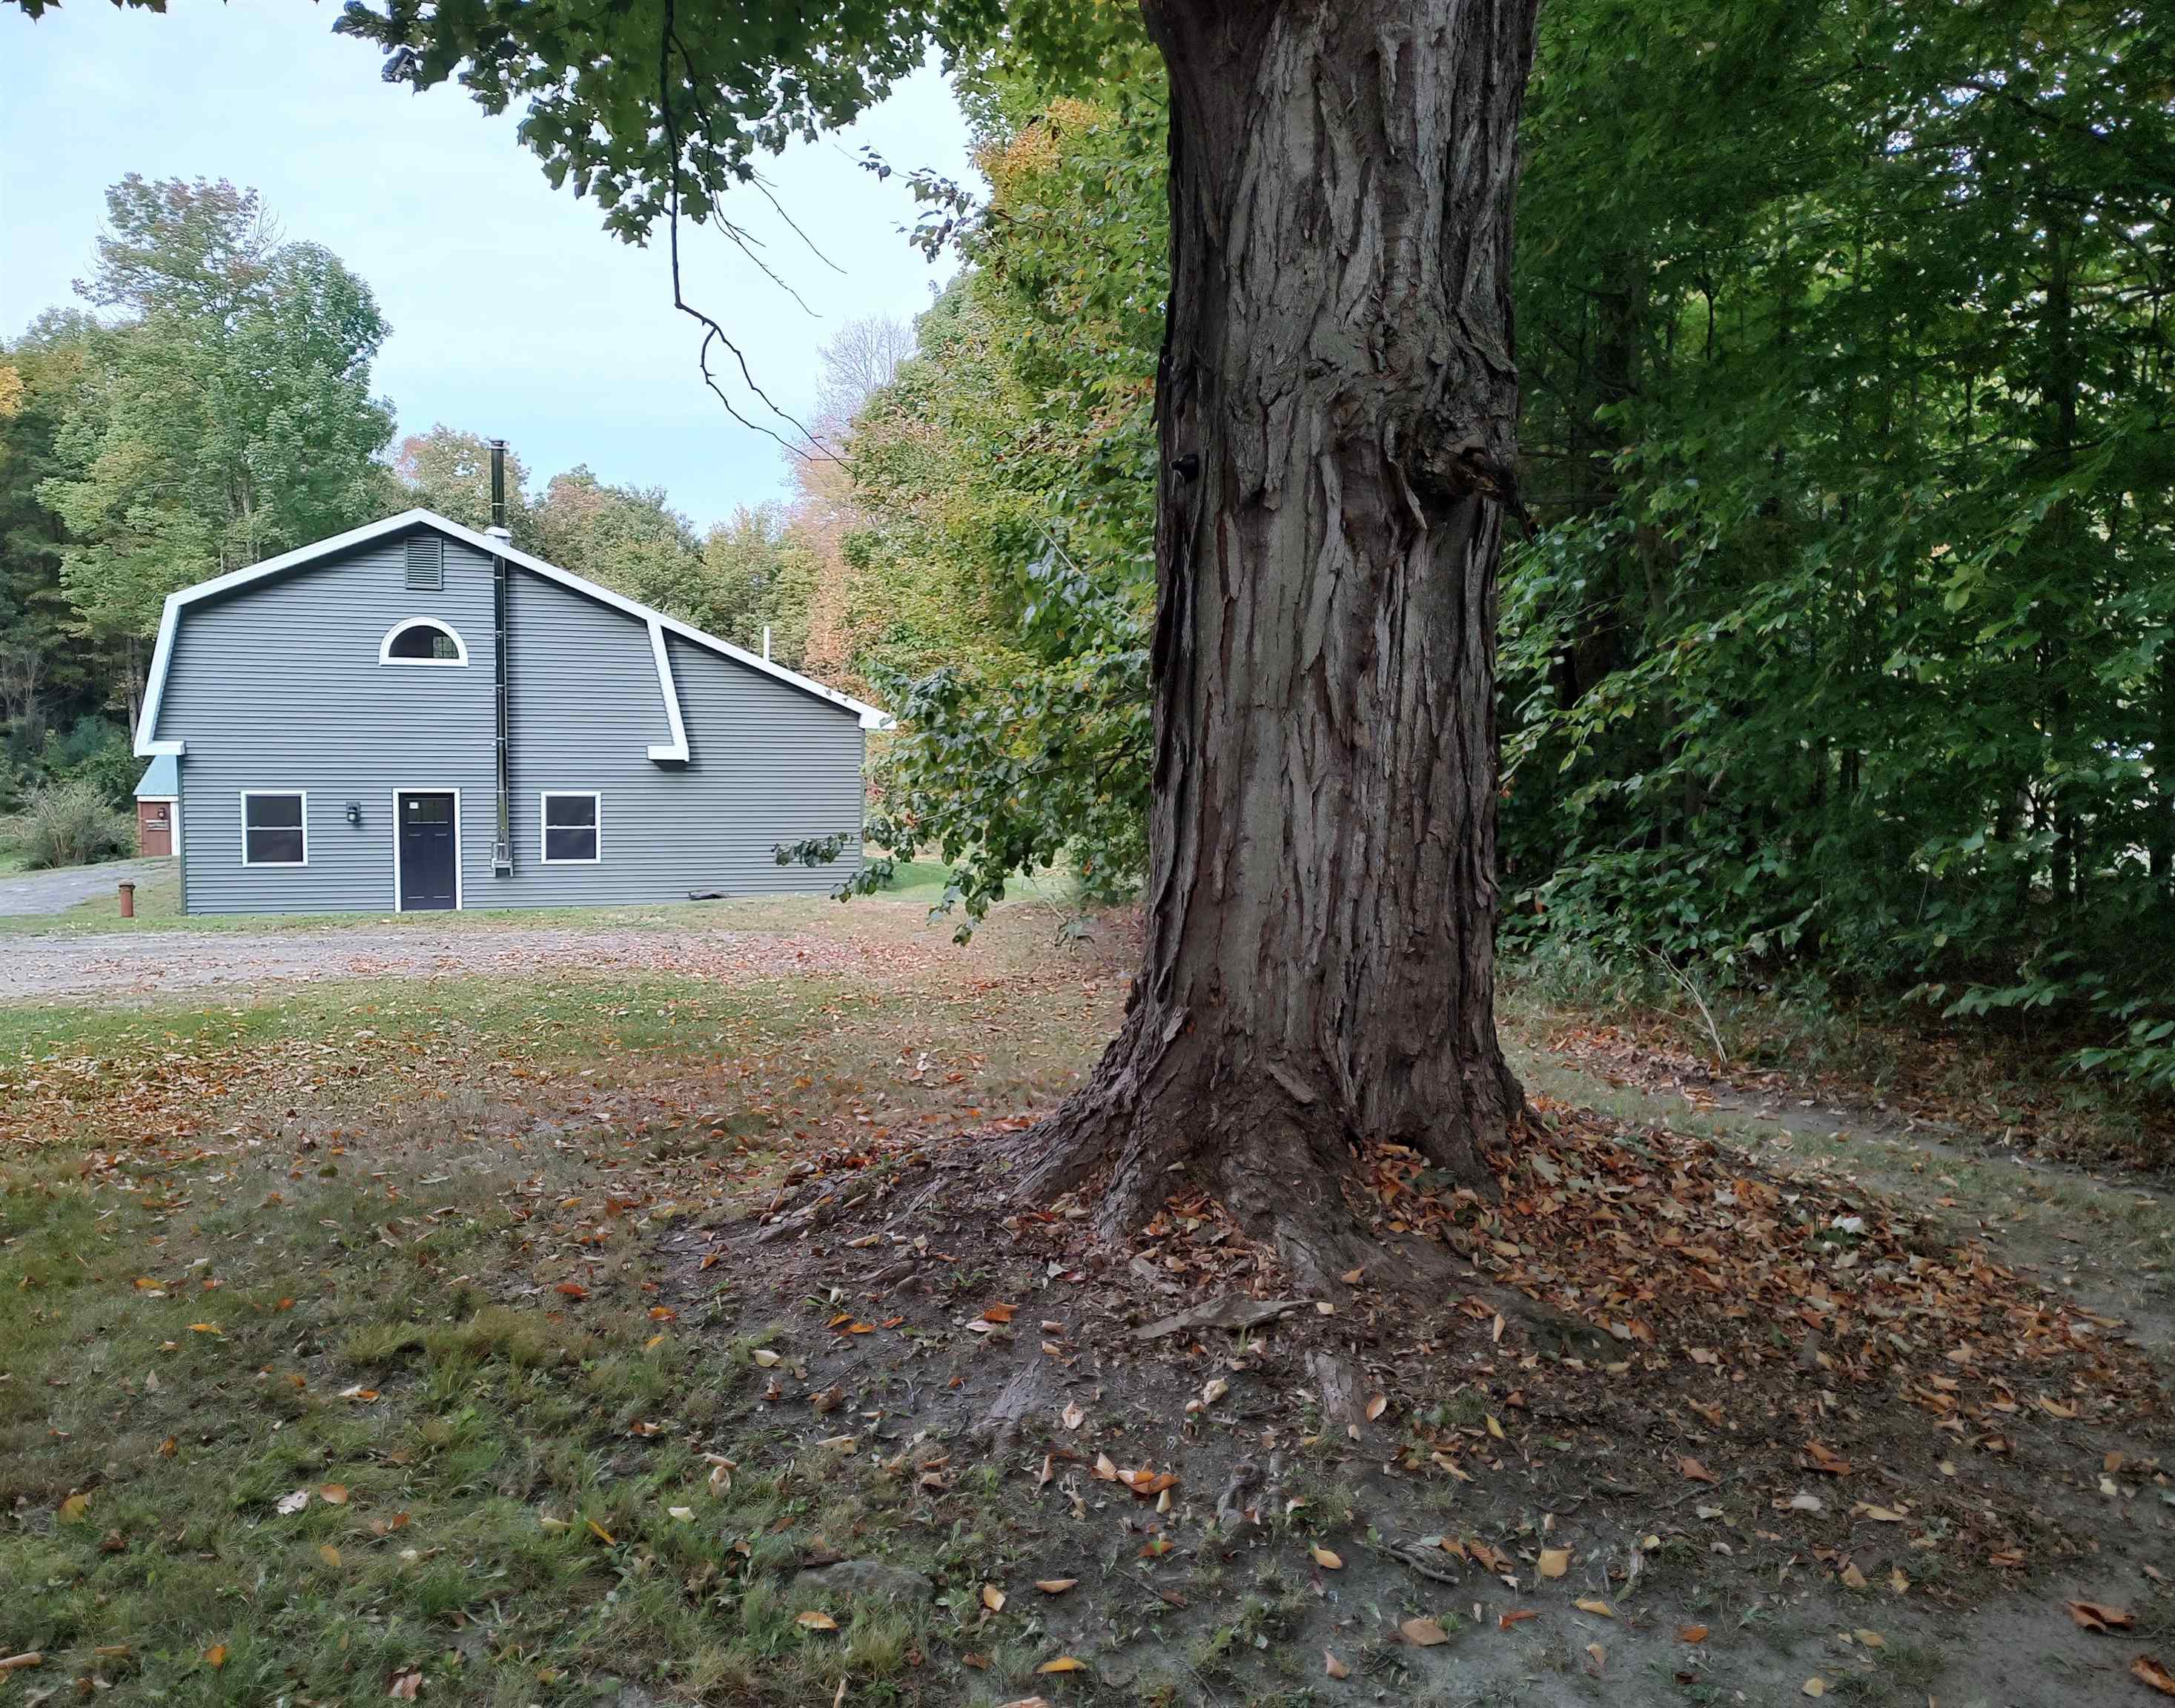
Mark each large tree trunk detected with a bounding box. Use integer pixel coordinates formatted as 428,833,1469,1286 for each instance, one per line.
1022,0,1540,1273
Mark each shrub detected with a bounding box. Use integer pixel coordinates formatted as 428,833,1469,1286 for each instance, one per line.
20,778,133,870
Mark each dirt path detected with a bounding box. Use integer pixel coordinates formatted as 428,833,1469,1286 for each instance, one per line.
0,919,947,1002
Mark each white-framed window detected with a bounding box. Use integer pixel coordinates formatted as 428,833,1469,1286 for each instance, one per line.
379,618,469,666
540,792,600,864
240,790,308,866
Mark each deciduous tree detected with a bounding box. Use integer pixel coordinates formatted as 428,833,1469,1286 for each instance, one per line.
13,0,1544,1270
337,0,1541,1273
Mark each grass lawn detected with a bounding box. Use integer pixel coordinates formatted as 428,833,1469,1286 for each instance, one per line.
1,890,1124,1705
3,890,2168,1707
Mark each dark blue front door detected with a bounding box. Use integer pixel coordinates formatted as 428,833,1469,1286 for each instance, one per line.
398,792,457,910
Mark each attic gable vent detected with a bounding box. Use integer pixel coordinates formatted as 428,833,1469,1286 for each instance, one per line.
405,534,444,592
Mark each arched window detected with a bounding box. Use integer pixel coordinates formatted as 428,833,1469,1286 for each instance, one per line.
380,618,469,666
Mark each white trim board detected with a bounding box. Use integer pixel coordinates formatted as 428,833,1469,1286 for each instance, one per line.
391,787,464,912
135,508,890,756
645,621,691,762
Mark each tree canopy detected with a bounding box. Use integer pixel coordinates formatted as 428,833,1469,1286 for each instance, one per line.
806,0,2175,1089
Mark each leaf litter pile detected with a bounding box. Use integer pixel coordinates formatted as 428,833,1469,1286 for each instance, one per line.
706,1088,2175,1704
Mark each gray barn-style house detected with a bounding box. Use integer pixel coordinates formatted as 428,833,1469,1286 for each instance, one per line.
132,508,883,915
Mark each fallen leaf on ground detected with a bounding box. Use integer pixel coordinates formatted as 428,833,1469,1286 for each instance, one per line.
276,1489,310,1515
58,1493,90,1523
2133,1656,2175,1697
982,1302,1016,1323
1678,1626,1709,1644
1401,1618,1449,1646
388,1669,422,1700
202,1646,228,1669
1061,1400,1085,1430
795,1612,838,1632
1311,1545,1343,1570
996,1699,1053,1708
1802,1679,1825,1698
1034,1579,1077,1595
1679,1456,1718,1484
1365,1393,1387,1421
1500,1609,1537,1629
981,1583,1007,1612
752,1348,781,1368
2068,1601,2134,1632
1575,1598,1614,1618
320,1484,348,1505
1325,1650,1350,1678
1538,1547,1569,1579
0,1655,44,1674
1035,1655,1086,1675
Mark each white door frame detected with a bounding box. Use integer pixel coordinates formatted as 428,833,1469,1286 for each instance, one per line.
390,786,464,912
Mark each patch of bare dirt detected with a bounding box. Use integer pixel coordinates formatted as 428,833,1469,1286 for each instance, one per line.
652,1102,2175,1707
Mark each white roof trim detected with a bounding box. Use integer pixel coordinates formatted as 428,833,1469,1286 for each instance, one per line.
134,507,891,756
645,619,691,763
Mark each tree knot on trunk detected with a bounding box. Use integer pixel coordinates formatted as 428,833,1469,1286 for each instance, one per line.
1408,429,1532,536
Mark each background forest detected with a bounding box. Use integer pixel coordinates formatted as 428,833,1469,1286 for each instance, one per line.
5,0,2172,1090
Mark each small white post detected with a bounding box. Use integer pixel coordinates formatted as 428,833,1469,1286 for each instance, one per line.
762,625,772,661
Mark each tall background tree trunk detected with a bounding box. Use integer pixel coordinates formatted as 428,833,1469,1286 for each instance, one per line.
1024,0,1540,1271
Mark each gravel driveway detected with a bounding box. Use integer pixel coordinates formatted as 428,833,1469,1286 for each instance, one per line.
0,858,169,917
0,921,938,1004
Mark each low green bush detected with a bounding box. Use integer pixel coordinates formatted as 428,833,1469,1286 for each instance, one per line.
20,777,133,869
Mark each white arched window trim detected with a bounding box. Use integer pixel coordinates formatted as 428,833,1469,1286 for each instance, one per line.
379,618,470,666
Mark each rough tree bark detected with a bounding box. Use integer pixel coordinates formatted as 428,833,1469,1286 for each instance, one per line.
1022,0,1542,1274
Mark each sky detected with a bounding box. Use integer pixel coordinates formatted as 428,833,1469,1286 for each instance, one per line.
0,0,976,527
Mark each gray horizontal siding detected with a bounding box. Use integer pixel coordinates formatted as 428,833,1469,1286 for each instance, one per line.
162,533,498,914
158,522,865,915
494,575,864,906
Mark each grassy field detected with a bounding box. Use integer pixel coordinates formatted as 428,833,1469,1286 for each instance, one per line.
1,884,1128,1705
4,886,2168,1707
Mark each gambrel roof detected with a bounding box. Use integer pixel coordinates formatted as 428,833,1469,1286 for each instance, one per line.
133,509,890,758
